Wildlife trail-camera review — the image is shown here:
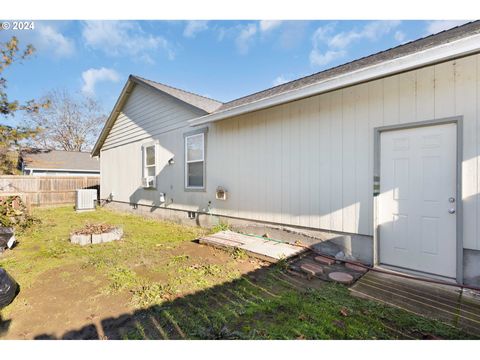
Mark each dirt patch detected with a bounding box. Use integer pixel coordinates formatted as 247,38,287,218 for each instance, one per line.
1,264,131,339
131,241,264,284
0,241,264,339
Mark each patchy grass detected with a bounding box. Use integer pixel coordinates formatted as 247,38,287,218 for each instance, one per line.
1,206,207,290
136,270,476,340
211,222,230,233
0,206,477,340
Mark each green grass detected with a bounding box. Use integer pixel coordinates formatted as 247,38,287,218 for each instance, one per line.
0,206,207,291
134,270,476,340
0,206,476,340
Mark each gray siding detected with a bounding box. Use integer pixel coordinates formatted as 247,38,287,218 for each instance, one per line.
101,54,480,251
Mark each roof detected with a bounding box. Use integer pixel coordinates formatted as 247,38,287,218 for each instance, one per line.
189,20,480,126
21,149,100,172
132,76,223,113
93,20,480,155
216,21,480,113
91,75,223,156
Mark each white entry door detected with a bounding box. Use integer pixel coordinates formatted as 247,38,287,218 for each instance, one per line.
378,123,457,279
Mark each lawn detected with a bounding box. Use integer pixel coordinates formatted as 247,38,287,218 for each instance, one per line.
0,206,476,340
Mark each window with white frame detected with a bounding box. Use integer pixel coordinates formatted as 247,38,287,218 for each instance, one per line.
142,143,156,188
185,133,205,189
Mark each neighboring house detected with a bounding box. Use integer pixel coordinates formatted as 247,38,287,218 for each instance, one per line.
92,21,480,286
21,149,100,176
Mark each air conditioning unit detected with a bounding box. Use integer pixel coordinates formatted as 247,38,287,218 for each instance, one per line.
142,176,156,189
75,189,98,212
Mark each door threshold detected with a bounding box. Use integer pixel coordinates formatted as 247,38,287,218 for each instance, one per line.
376,264,458,285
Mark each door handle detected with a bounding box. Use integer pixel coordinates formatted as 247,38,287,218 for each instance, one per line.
448,208,456,214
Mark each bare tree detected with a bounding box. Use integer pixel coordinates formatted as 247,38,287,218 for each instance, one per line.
24,89,106,152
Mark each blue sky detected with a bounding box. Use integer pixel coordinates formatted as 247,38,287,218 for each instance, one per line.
0,19,470,126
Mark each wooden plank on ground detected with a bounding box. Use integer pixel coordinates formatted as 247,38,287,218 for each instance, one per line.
350,271,480,336
199,230,305,262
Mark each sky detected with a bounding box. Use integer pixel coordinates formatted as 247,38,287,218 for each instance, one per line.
0,19,471,127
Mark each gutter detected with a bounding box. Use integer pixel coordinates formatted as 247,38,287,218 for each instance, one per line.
188,32,480,126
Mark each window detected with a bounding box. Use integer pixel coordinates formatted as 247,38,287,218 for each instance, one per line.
185,133,205,189
142,143,156,188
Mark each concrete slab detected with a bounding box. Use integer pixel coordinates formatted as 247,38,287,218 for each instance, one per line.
198,230,305,262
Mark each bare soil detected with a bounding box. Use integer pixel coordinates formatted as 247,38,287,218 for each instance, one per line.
1,241,262,339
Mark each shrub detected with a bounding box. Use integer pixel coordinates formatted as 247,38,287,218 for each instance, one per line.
0,195,38,230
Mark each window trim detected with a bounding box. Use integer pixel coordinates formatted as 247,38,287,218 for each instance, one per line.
185,132,205,190
142,141,157,189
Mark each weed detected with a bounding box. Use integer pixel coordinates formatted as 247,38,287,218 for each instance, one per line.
231,248,248,261
108,267,139,293
182,264,222,276
123,322,147,340
167,254,189,266
211,222,230,233
131,282,172,308
275,257,289,271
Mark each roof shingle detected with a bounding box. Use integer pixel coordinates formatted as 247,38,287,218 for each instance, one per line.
21,149,100,171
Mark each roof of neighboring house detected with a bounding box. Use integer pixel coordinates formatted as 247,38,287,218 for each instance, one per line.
21,149,100,172
131,76,223,113
216,21,480,112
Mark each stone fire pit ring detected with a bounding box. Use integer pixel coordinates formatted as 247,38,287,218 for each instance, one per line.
70,225,123,246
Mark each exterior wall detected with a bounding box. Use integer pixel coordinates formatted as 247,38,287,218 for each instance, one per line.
100,54,480,258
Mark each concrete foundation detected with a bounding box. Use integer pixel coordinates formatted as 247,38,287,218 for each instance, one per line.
464,249,480,287
103,201,480,286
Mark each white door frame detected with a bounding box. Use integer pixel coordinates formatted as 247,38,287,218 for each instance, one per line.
373,116,463,284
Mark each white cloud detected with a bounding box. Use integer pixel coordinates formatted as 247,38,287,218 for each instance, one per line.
81,67,120,96
328,21,401,49
37,24,75,57
309,21,401,67
272,75,290,86
394,30,406,43
425,20,470,35
310,49,346,67
184,21,209,38
82,21,175,62
259,20,283,33
235,23,257,54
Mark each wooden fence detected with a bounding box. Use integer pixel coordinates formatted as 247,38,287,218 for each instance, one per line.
0,176,100,207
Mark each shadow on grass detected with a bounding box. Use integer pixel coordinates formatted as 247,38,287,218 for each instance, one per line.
26,260,478,341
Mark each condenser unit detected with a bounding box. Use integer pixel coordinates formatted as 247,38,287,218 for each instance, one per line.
75,189,98,212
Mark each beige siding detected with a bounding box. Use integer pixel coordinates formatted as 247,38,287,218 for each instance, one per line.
101,54,480,250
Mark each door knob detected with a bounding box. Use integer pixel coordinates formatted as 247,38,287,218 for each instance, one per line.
449,197,455,203
448,208,456,214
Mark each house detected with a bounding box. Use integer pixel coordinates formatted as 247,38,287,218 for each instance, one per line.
92,21,480,286
21,149,100,176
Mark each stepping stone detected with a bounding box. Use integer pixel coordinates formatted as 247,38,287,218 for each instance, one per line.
345,262,368,273
314,255,336,266
300,263,324,277
328,271,354,284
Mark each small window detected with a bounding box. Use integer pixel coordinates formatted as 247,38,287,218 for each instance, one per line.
142,143,156,188
185,133,205,189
